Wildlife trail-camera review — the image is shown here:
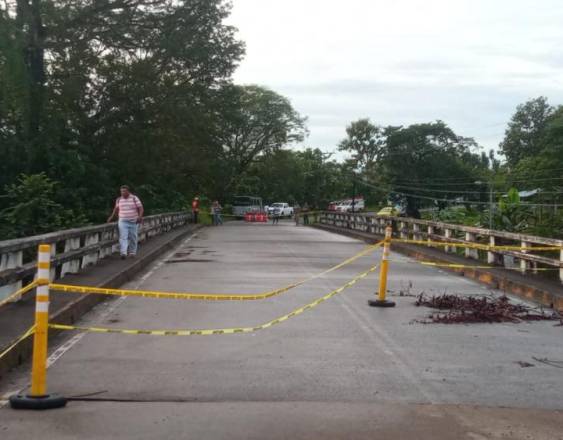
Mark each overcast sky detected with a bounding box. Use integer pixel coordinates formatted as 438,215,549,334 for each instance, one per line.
227,0,563,159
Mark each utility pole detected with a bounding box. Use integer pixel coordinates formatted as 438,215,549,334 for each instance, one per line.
476,179,494,230
489,183,493,230
351,176,356,213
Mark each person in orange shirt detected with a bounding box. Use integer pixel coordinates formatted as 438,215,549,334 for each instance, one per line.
191,197,200,224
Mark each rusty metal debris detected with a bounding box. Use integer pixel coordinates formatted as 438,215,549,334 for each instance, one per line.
415,293,561,324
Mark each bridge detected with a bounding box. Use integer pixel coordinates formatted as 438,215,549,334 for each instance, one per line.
0,214,562,439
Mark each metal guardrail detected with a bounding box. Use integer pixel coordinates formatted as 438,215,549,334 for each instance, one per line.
0,212,190,302
318,212,563,283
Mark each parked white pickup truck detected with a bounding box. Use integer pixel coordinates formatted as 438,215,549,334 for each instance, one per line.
267,202,294,217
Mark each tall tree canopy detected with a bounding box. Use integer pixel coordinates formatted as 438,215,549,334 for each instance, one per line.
0,0,250,234
212,84,307,194
0,0,312,238
338,118,385,171
499,97,554,167
379,121,487,216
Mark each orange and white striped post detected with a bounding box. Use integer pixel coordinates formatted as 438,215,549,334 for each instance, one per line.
368,226,396,308
10,244,66,410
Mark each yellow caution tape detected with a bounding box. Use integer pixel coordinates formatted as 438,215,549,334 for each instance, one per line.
0,326,35,361
388,259,561,271
392,238,563,252
49,241,383,301
418,261,560,271
49,264,379,336
0,281,38,309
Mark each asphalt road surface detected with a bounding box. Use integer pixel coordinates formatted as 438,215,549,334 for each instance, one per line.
1,221,562,439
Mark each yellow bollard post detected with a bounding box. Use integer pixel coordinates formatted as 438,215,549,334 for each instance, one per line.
368,225,396,308
10,244,67,410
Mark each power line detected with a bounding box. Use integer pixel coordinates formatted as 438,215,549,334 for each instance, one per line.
358,176,563,195
390,190,563,208
386,166,563,185
389,176,563,187
388,183,563,196
359,180,563,208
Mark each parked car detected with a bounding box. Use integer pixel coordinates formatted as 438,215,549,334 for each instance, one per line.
376,206,404,217
267,202,294,217
336,197,365,212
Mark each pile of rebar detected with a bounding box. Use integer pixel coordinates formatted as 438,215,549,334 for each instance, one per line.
415,293,561,324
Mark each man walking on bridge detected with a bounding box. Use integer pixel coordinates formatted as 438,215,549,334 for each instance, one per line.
107,185,144,259
211,200,223,226
192,197,200,224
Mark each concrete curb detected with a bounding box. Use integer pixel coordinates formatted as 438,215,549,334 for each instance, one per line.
0,225,202,378
314,224,563,311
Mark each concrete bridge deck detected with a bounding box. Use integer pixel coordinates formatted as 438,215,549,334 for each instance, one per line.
1,221,562,439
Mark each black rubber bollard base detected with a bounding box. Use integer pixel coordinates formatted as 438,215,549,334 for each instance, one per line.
368,299,396,308
9,393,67,410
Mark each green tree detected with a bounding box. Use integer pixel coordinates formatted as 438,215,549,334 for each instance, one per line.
239,148,350,209
213,85,307,194
499,97,554,167
0,173,86,238
0,0,247,228
338,118,385,171
480,188,533,233
379,121,487,217
509,106,563,186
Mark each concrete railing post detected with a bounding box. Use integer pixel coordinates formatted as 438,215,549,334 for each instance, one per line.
61,237,80,277
82,233,100,267
465,232,478,259
487,236,496,264
0,250,23,302
413,224,421,241
445,228,454,253
111,226,120,254
427,226,434,247
101,229,113,258
400,222,407,239
520,241,530,274
139,219,148,243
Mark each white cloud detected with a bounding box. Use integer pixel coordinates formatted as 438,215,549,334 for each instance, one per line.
226,0,563,157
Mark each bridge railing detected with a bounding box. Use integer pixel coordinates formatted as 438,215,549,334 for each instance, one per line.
319,211,563,283
0,212,190,302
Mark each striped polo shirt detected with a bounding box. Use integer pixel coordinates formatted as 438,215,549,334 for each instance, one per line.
116,195,143,221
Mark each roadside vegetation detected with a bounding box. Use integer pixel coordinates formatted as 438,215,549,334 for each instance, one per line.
0,2,561,239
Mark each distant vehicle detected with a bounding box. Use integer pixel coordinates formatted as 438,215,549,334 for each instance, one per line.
376,206,404,217
327,201,338,211
233,195,263,217
335,197,365,212
267,202,294,217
